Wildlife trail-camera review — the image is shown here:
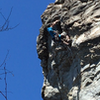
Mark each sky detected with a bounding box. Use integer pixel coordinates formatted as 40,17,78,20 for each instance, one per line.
0,0,55,100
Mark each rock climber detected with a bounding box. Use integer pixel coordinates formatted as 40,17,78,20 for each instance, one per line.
47,20,71,45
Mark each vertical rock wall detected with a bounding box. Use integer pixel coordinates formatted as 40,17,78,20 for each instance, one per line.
37,0,100,100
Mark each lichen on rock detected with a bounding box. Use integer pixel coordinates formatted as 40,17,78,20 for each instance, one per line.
36,0,100,100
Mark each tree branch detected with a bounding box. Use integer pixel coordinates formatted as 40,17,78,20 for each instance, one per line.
0,7,19,32
0,50,9,67
0,91,8,100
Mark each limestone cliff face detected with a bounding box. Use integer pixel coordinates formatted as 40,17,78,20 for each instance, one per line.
37,0,100,100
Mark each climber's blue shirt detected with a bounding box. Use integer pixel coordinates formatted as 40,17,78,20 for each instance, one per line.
47,27,56,38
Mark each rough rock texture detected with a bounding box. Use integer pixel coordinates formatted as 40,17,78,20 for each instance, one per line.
37,0,100,100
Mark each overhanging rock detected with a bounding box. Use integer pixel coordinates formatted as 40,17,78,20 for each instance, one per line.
36,0,100,100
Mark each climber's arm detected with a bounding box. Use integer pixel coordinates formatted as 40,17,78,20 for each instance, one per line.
50,20,60,27
53,30,59,34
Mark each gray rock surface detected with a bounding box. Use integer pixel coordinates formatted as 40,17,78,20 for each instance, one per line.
37,0,100,100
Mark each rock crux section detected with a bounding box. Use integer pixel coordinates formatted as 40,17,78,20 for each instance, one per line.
36,0,100,100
